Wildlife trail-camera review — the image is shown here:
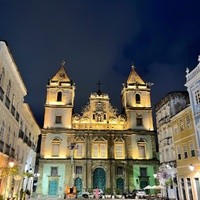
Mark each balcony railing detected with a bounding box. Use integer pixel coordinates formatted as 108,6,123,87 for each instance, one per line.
0,140,4,152
18,129,24,139
5,96,10,109
0,86,4,101
11,104,16,116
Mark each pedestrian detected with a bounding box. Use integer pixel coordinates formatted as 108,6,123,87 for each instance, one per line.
95,187,99,200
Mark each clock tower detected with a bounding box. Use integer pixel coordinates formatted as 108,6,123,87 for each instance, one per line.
43,61,75,129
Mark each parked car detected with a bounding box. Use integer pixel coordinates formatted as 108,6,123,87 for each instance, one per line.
136,189,146,199
81,191,91,198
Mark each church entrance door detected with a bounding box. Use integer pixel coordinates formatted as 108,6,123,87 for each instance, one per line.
93,168,106,192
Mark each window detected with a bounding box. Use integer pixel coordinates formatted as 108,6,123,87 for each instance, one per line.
55,116,62,124
75,143,83,157
173,124,178,134
183,145,188,159
92,143,107,158
186,115,191,128
115,144,123,158
51,137,61,157
177,146,181,160
140,168,147,176
187,178,194,200
136,117,143,126
179,119,184,132
76,166,82,174
137,138,146,158
189,142,195,157
51,167,58,176
0,67,5,87
195,89,200,104
136,93,140,104
57,91,62,101
0,120,5,141
6,80,11,97
138,145,146,158
116,167,123,175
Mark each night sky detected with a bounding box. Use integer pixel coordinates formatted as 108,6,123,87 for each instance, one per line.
1,0,200,127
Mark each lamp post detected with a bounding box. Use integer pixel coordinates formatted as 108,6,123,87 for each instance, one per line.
4,159,15,199
67,143,78,187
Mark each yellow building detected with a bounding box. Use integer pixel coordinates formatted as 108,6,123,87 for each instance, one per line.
171,105,200,200
37,63,159,197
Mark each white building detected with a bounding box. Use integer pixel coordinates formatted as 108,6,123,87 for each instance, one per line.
0,41,40,198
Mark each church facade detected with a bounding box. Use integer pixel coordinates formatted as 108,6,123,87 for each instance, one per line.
36,62,159,197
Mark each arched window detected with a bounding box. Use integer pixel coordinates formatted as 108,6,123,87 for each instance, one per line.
51,137,61,157
57,91,62,101
136,93,140,104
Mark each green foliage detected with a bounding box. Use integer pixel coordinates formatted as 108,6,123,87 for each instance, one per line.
0,195,3,200
0,165,18,178
165,178,173,187
23,171,34,178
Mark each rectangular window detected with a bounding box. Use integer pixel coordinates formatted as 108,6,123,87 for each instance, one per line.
76,166,82,174
136,117,143,126
181,178,187,199
189,142,195,157
55,116,62,124
179,119,184,132
140,168,147,176
116,167,123,175
186,115,191,128
51,167,58,176
75,143,83,157
173,124,178,134
52,143,59,157
138,145,146,158
177,146,181,160
183,145,188,158
100,144,106,157
115,144,123,158
92,143,107,158
93,144,99,157
187,178,194,200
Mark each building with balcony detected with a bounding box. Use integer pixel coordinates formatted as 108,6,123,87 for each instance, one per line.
155,91,189,199
0,41,40,198
171,105,200,200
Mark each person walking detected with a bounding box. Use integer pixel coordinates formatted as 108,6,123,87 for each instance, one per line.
95,187,99,200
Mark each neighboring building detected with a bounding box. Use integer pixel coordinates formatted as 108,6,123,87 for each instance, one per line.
155,91,189,199
185,56,200,200
0,41,41,198
171,105,200,200
185,56,200,159
37,63,159,197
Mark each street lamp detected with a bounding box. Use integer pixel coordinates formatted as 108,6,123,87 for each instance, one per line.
189,164,194,171
4,159,15,199
67,143,78,186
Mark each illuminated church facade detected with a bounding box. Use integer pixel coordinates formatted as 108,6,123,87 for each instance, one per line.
36,62,159,197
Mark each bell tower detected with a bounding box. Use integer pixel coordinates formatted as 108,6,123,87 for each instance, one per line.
43,61,75,129
121,64,153,130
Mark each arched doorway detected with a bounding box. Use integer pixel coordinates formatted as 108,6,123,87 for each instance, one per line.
75,177,82,196
93,168,106,192
116,177,124,193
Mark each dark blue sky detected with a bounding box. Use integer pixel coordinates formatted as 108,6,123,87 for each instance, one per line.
1,0,200,127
